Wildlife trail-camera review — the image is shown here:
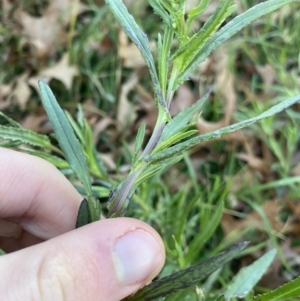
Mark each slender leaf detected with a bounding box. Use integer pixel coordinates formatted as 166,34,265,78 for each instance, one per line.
75,184,110,199
38,80,92,195
224,249,277,300
0,112,21,127
186,0,211,32
253,276,300,301
173,0,234,74
83,119,108,178
127,242,249,301
0,249,6,255
76,199,90,228
159,90,210,142
149,0,173,28
0,125,53,150
178,0,295,83
105,0,166,107
132,122,146,166
19,148,70,169
186,200,224,263
135,155,183,187
157,27,173,98
156,129,198,152
145,94,300,162
64,110,85,143
164,285,197,301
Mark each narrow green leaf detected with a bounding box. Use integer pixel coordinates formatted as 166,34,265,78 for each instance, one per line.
145,94,300,163
0,249,6,255
157,27,173,98
0,125,53,150
224,249,277,300
19,148,70,169
159,90,210,142
155,129,198,153
0,112,21,127
186,200,224,263
174,0,234,74
86,195,101,223
187,0,210,24
64,110,85,143
76,199,90,228
38,80,92,196
105,0,165,108
83,119,107,179
132,122,146,166
75,184,110,199
127,242,249,301
178,0,294,82
253,276,300,301
164,285,197,301
135,155,183,187
149,0,173,28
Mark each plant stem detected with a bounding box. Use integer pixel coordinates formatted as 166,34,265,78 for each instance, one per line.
107,168,143,216
141,122,165,157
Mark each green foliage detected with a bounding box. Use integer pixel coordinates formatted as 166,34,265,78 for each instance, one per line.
127,242,249,301
2,0,300,300
223,249,277,300
0,125,54,150
105,0,300,223
38,80,101,224
253,276,300,301
175,0,295,84
145,94,300,163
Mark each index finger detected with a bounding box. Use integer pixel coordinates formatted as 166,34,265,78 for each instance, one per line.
0,148,82,239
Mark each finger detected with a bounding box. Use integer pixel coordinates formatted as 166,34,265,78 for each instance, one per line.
0,218,166,301
0,148,82,239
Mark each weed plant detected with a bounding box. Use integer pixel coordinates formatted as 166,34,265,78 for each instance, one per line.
1,0,300,300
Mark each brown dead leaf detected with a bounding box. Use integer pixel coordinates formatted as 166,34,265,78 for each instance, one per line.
227,168,256,194
92,117,114,144
196,46,236,135
134,83,158,131
99,153,116,171
2,0,13,18
29,54,78,90
256,65,277,93
221,200,287,236
20,114,52,134
117,72,138,129
16,0,85,58
259,240,300,289
136,83,154,104
6,73,31,109
0,82,13,110
236,152,270,175
170,84,196,116
292,162,300,176
118,30,146,69
282,199,300,235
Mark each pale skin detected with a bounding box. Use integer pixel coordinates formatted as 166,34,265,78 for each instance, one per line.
0,148,165,301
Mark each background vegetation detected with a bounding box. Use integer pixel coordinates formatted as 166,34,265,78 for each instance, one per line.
1,0,300,300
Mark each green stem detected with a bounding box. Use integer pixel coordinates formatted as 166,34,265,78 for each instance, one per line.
107,168,143,216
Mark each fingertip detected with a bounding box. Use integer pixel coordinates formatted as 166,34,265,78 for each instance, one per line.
0,217,165,301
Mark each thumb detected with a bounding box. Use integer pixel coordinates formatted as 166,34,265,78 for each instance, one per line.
0,217,165,301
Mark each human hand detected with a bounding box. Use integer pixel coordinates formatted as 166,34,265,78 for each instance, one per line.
0,148,165,301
